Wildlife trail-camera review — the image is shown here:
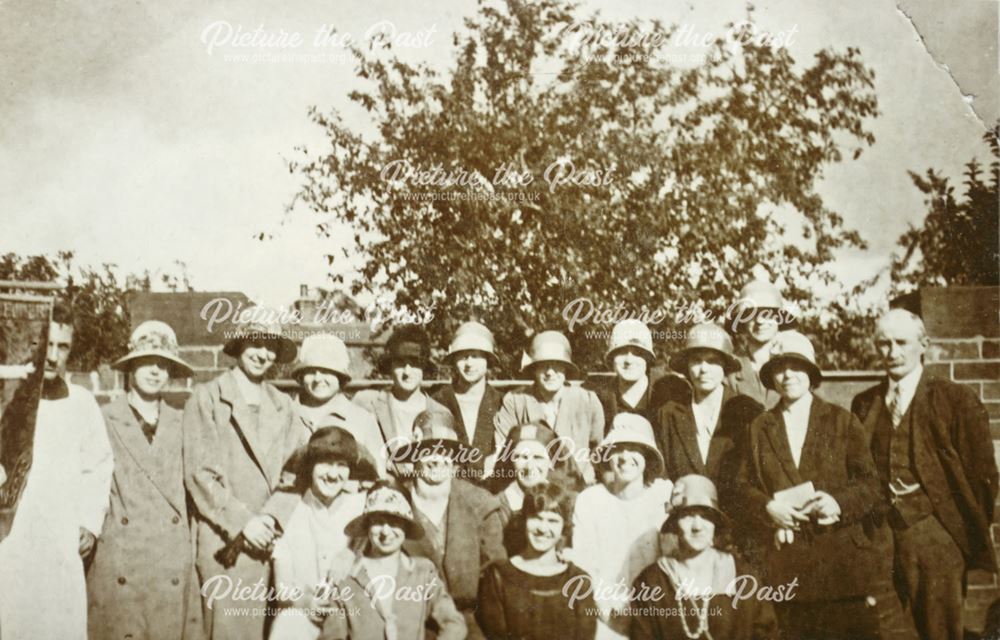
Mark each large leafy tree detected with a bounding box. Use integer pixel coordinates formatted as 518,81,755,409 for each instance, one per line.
890,126,999,294
288,0,878,371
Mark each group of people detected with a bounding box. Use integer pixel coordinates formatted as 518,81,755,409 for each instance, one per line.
0,278,995,640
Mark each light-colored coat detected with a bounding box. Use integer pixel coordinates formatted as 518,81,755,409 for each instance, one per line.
351,389,448,474
493,385,604,484
183,369,309,640
88,395,203,640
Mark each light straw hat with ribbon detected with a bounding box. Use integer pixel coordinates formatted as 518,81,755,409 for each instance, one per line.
604,319,655,367
446,321,499,367
758,330,822,390
521,331,581,378
344,484,424,540
113,320,193,377
291,333,352,385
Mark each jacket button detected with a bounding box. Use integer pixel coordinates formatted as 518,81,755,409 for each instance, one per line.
117,577,127,585
172,515,180,524
121,517,128,525
172,577,180,586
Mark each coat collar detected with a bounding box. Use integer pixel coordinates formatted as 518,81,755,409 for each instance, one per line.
218,369,290,486
105,395,185,514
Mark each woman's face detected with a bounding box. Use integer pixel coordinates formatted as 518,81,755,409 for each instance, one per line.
367,515,406,556
747,312,780,344
772,360,812,401
686,350,726,394
609,445,646,484
416,453,454,485
512,440,552,489
533,362,567,394
390,357,424,393
676,510,716,554
301,368,341,402
239,341,277,379
130,357,170,396
612,347,648,383
453,351,489,385
311,459,351,501
525,509,564,555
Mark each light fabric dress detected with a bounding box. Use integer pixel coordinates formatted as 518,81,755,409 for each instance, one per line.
0,383,114,640
570,478,673,640
269,488,366,640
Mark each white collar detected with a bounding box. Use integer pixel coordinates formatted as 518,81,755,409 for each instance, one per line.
889,364,923,396
504,482,526,512
781,392,813,418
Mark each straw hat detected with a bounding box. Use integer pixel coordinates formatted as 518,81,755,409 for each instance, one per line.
291,333,352,384
344,484,424,540
663,474,728,532
521,331,580,378
222,307,297,364
669,323,740,376
446,321,498,367
595,413,664,478
604,320,655,366
758,330,822,390
378,325,432,373
113,321,193,377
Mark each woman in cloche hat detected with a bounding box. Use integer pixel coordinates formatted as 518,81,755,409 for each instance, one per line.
432,321,505,485
570,413,673,640
293,333,386,477
182,307,309,640
494,330,605,485
319,482,467,640
734,331,902,639
87,320,201,640
726,279,797,407
630,475,778,640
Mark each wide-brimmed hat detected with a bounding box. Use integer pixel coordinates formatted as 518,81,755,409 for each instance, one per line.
502,422,562,461
670,323,740,376
663,474,728,532
521,331,580,378
400,410,464,462
759,330,822,391
378,325,432,373
446,321,499,367
292,333,352,384
113,320,193,378
296,426,361,473
604,320,655,366
344,484,424,540
595,413,664,478
727,280,796,329
222,307,297,364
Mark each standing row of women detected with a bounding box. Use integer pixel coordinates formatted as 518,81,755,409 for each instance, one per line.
77,278,973,640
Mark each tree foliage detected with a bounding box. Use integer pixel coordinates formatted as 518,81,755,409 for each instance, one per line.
890,126,999,295
288,0,879,370
0,252,192,370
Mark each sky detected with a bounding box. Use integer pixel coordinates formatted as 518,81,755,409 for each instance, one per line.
0,0,995,310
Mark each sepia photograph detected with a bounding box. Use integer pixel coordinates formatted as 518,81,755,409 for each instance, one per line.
0,0,997,638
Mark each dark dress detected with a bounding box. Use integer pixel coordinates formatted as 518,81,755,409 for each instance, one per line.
476,560,597,640
630,557,778,640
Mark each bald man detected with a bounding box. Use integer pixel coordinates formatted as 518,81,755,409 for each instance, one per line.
852,309,998,640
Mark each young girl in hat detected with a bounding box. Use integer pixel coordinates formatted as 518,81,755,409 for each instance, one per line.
630,474,778,640
270,427,369,640
571,413,673,640
478,480,597,640
320,482,466,640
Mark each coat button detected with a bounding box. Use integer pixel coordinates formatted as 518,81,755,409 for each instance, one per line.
118,577,127,585
172,515,180,524
172,577,180,585
121,517,128,525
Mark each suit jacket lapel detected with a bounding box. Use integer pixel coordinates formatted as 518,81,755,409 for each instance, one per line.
675,405,706,474
108,398,184,515
373,391,398,445
907,372,938,457
219,370,273,484
763,409,803,486
437,387,471,444
796,397,826,478
260,383,296,485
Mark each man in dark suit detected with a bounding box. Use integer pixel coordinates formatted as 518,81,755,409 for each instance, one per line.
852,308,998,640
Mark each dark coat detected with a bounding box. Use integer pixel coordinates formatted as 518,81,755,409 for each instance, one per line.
403,478,507,609
657,389,763,487
587,371,682,435
735,395,890,601
88,396,203,640
433,383,504,483
852,373,999,572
